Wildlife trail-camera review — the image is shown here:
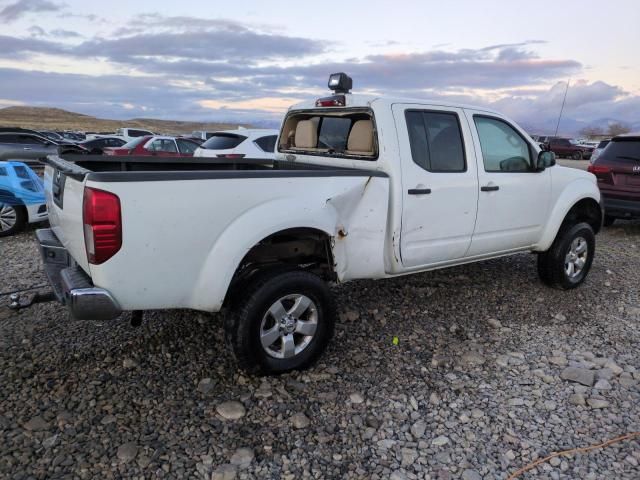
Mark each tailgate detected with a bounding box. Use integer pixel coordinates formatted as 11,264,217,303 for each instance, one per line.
43,157,91,273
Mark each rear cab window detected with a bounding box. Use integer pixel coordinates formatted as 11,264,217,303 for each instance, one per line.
278,108,377,160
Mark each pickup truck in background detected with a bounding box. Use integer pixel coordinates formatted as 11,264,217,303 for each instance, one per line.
37,73,602,374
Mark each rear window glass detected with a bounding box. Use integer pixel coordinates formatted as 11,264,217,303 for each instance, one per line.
598,139,640,162
318,117,351,151
129,129,151,137
254,135,277,152
122,137,148,149
201,134,246,150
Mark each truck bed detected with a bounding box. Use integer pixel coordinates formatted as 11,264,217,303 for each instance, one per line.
47,154,386,181
43,154,391,312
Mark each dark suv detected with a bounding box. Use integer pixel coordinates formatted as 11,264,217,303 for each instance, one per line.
548,137,593,160
588,133,640,225
0,128,86,163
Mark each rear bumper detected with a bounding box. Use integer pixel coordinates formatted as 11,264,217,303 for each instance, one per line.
36,228,121,320
602,196,640,218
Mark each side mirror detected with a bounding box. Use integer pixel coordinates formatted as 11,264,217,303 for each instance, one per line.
536,150,556,170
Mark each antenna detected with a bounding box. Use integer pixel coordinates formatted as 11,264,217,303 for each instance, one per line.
554,78,570,137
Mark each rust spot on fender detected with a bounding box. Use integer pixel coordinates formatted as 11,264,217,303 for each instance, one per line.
337,228,348,238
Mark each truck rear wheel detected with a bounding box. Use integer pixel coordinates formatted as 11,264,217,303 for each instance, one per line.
224,270,336,374
537,222,595,289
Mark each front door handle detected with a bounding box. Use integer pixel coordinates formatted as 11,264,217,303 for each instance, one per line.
408,188,432,195
480,185,499,192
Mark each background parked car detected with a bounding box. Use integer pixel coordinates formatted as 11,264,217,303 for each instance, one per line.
103,135,200,156
79,136,127,154
548,137,593,160
590,139,611,163
193,128,278,159
114,127,155,142
0,160,47,236
190,130,219,141
0,128,87,163
57,131,85,142
588,133,640,225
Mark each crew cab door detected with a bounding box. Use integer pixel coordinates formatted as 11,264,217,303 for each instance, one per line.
464,110,551,256
393,104,479,267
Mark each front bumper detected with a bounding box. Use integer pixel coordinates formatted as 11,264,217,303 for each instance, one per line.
36,228,121,320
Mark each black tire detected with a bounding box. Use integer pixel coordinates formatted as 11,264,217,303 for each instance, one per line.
224,270,336,375
603,215,616,227
572,151,583,160
537,222,595,289
0,202,27,237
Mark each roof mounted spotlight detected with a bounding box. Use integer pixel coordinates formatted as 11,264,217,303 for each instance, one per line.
328,72,352,94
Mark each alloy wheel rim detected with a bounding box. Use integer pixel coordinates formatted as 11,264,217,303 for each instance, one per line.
260,294,318,359
564,236,588,279
0,204,17,231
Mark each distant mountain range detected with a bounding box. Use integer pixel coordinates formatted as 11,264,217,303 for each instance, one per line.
520,116,640,137
0,106,248,134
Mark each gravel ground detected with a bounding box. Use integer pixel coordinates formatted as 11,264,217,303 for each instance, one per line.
1,221,639,480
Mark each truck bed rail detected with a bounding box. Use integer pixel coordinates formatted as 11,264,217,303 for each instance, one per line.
44,154,387,182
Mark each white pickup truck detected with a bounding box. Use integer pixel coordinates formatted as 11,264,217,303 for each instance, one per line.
37,74,602,374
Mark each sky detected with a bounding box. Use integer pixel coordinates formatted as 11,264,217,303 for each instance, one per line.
0,0,639,134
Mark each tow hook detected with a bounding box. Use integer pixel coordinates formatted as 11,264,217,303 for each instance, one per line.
8,291,56,311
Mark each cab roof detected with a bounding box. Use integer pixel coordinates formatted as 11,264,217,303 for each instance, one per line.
287,93,502,116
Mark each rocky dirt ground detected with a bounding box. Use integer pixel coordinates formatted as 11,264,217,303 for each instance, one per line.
1,220,639,480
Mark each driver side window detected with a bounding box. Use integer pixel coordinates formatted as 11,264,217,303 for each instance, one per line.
474,116,532,172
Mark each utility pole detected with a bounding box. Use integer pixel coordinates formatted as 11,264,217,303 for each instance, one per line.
554,78,570,137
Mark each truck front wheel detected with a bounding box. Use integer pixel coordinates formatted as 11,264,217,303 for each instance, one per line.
537,222,595,289
224,270,336,374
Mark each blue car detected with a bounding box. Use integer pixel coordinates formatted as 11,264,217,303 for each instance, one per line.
0,161,47,236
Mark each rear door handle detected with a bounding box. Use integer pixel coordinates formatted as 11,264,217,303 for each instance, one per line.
480,185,499,192
408,188,431,195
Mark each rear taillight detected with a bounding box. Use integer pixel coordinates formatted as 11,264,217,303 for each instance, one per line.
83,187,122,264
587,164,611,174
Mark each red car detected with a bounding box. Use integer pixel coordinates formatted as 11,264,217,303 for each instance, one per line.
588,133,640,225
548,138,593,160
103,135,200,156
